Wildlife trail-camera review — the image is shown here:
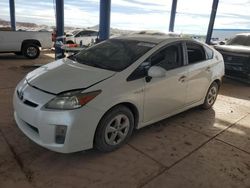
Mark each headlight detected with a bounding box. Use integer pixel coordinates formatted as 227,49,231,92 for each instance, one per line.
44,90,101,110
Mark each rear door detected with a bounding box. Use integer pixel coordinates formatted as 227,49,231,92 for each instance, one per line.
184,42,213,105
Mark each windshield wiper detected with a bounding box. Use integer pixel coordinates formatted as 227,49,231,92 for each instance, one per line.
67,55,78,62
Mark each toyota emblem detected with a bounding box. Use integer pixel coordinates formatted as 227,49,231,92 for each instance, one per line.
19,90,24,100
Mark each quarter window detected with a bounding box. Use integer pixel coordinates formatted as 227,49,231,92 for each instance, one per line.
186,42,206,64
204,45,214,59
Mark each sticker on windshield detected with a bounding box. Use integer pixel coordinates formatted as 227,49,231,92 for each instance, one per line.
137,42,156,48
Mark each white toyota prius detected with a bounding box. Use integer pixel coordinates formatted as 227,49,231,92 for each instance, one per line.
13,35,224,153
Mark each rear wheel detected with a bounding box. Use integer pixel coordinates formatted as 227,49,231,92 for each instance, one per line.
94,105,134,152
22,44,40,59
202,82,219,109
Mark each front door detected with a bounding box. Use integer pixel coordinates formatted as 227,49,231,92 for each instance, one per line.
143,43,188,123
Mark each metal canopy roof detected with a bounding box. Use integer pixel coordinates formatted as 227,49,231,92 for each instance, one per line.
8,0,219,59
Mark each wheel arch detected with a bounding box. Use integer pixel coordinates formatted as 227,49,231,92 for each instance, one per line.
94,102,140,136
66,40,74,44
21,39,41,50
213,78,221,89
117,102,139,129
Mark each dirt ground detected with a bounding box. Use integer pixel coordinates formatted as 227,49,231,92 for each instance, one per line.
0,51,250,188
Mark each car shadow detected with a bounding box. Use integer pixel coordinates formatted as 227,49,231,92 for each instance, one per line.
0,53,27,60
132,106,216,137
220,77,250,101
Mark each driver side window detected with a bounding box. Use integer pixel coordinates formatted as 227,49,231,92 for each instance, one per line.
127,43,183,81
149,43,183,71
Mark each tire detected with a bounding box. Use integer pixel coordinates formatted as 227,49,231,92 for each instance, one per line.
22,44,40,59
201,82,219,109
14,52,23,56
94,105,134,152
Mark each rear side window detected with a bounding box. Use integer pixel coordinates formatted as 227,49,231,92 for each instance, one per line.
186,42,206,64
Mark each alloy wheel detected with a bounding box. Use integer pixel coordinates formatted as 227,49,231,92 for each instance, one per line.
27,46,37,57
104,114,130,146
207,85,217,105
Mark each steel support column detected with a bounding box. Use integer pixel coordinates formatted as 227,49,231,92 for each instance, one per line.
99,0,111,41
55,0,64,59
169,0,177,32
206,0,219,44
9,0,16,31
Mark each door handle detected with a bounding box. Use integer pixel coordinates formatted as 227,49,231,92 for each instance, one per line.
178,75,186,83
206,67,211,72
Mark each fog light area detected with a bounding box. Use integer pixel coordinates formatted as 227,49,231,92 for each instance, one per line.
55,125,67,144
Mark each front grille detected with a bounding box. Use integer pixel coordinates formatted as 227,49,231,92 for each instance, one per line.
23,100,38,107
222,53,249,65
219,51,250,80
17,90,38,108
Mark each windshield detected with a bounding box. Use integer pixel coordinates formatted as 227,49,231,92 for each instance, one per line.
72,30,80,35
227,35,250,46
73,39,155,71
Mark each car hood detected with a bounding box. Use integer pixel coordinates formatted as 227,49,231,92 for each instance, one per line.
25,58,116,94
214,45,250,54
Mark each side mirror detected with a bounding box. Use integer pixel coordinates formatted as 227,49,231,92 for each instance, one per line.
148,66,166,78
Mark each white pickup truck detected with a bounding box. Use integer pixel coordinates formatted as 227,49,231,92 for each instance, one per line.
0,31,52,59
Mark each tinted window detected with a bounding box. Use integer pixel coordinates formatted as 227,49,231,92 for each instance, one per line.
227,35,250,46
127,44,183,81
186,42,206,64
150,44,183,70
74,39,155,71
81,31,98,36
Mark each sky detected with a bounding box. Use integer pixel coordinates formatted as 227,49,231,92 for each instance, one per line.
0,0,250,34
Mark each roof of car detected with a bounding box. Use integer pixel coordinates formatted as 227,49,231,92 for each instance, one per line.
115,34,194,44
114,34,191,44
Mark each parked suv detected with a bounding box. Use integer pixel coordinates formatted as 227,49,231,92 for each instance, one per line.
214,33,250,83
13,35,224,153
65,29,98,46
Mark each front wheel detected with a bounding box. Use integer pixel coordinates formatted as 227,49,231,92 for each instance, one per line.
201,82,219,109
94,105,134,152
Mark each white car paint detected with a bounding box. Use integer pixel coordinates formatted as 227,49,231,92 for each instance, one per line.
25,59,115,94
13,35,224,153
66,30,98,46
0,31,52,52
